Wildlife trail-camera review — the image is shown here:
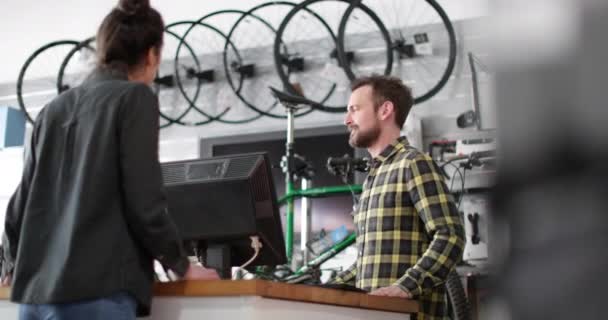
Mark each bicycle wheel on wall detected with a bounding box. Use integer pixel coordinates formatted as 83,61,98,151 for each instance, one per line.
175,12,262,124
338,0,456,104
56,37,96,94
17,40,79,123
224,1,314,119
56,31,194,129
273,0,353,113
156,22,217,128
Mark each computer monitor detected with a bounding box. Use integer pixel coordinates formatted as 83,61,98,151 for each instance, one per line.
161,152,286,278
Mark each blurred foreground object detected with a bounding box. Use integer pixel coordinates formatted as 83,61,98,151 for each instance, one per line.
491,0,608,319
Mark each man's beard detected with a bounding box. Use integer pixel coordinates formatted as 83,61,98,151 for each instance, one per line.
348,124,381,148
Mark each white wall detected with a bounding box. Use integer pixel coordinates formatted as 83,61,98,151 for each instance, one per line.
0,147,25,233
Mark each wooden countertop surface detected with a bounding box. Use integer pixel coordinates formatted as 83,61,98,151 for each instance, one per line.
0,287,7,300
0,280,419,314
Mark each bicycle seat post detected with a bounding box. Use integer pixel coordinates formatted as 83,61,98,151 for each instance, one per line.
281,100,298,266
270,86,316,268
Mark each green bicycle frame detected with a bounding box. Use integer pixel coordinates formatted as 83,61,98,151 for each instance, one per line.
279,185,363,205
280,184,361,268
288,232,356,278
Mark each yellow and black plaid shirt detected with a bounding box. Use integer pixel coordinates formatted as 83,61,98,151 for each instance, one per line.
333,137,465,320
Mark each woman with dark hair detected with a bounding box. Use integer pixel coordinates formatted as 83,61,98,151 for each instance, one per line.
1,0,218,319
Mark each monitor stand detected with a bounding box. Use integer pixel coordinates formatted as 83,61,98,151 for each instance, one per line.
204,244,232,279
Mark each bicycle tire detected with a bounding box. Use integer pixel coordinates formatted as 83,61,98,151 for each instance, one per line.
336,0,392,78
224,1,315,119
338,0,457,105
56,37,96,94
446,270,472,320
54,32,199,129
273,0,349,113
157,22,220,127
17,40,80,123
174,13,264,125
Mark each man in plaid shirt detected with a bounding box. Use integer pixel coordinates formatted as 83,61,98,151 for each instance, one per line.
331,75,465,320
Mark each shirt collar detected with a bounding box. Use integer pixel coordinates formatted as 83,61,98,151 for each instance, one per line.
84,65,129,85
370,136,409,168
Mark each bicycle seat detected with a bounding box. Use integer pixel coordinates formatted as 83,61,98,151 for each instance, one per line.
269,86,318,107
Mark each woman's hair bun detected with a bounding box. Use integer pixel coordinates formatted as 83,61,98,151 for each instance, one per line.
116,0,150,16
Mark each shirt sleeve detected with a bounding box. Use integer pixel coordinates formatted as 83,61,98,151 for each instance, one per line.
331,262,357,285
395,155,466,297
118,84,189,277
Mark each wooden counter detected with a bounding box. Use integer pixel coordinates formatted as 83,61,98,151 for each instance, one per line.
155,280,418,313
1,280,418,319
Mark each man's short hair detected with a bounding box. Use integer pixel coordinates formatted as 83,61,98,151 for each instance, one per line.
351,75,413,129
